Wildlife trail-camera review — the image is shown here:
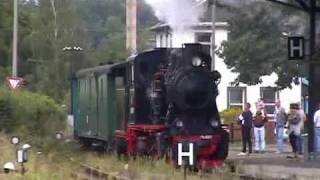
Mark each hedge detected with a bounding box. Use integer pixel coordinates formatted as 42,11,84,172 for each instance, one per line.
0,86,66,147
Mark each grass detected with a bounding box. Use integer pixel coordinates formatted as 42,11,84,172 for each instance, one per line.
0,133,238,180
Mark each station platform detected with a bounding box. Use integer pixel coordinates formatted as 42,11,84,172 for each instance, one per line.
227,144,320,180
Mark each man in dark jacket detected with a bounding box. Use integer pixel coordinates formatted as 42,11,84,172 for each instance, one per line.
238,102,253,155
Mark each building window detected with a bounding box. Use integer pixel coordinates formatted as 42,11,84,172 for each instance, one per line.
227,87,246,109
195,32,211,43
260,87,278,115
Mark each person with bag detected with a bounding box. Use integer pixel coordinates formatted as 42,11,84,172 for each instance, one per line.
253,110,268,153
297,103,306,155
287,103,302,158
237,103,253,156
274,99,287,153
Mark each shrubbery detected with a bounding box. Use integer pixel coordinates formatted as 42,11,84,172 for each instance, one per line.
220,107,242,124
0,86,66,147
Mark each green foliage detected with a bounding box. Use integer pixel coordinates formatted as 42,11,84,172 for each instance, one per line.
218,2,308,89
220,107,242,124
0,86,65,147
0,0,157,102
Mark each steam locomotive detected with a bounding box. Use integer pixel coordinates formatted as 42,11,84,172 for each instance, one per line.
72,43,229,168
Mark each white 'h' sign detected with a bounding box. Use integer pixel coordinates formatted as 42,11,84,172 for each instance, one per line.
288,36,304,60
177,143,194,166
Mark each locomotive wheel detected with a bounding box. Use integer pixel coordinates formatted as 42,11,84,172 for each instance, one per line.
79,138,92,149
215,130,229,160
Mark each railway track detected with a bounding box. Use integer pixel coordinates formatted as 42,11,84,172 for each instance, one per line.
71,163,130,180
71,162,273,180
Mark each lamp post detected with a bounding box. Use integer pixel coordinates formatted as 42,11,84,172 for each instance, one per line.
63,46,83,139
62,46,83,115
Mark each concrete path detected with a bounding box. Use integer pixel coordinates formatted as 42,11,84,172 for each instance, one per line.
227,143,320,180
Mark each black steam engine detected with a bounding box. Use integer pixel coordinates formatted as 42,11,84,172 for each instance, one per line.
114,43,229,168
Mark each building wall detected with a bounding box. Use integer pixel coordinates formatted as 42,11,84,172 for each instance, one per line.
210,27,302,115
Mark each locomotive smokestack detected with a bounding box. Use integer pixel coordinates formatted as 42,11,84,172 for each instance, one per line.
126,0,137,55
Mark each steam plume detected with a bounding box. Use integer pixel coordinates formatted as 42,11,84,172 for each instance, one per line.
147,0,206,47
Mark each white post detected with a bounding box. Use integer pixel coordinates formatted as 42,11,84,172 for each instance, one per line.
177,143,194,166
126,0,137,55
12,0,18,77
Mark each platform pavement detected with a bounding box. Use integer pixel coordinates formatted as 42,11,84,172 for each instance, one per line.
227,143,320,180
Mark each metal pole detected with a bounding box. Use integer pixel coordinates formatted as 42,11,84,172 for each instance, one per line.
210,0,216,71
12,0,18,77
308,0,316,154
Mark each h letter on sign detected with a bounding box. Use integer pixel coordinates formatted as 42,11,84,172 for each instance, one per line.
177,143,194,166
288,36,304,60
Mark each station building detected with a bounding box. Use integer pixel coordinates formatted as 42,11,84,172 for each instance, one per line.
150,22,308,118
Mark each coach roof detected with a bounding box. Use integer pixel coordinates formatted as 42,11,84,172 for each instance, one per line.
75,61,128,78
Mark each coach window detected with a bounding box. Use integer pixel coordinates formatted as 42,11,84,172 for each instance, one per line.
227,87,246,109
260,87,278,115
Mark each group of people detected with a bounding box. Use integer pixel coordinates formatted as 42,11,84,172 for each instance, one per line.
237,99,307,158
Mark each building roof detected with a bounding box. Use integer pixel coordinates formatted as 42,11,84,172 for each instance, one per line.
76,61,127,78
150,22,228,32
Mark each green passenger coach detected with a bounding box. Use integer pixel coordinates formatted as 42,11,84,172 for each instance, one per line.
72,62,128,148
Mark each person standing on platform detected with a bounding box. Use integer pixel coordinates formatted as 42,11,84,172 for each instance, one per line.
287,103,302,159
297,103,306,155
237,102,253,156
313,104,320,152
253,110,268,153
274,99,287,153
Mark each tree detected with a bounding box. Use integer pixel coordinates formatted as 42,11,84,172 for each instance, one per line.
0,0,157,102
218,2,308,89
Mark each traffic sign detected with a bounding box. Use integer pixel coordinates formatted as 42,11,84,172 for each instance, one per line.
288,36,305,60
6,77,23,89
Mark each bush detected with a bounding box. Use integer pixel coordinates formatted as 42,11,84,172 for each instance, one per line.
0,86,66,147
220,107,242,124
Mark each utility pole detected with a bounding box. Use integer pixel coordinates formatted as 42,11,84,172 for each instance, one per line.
308,0,317,155
209,0,216,71
125,0,137,130
266,0,319,155
126,0,137,55
12,0,18,77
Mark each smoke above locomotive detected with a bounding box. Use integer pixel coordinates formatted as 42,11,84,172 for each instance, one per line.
146,0,206,47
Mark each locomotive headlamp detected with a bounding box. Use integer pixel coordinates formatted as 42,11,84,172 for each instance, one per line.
176,120,184,128
210,120,219,128
192,57,202,67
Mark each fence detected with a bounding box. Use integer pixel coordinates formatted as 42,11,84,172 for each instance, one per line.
227,122,276,144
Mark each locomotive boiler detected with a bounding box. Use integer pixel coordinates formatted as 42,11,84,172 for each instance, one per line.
73,43,229,168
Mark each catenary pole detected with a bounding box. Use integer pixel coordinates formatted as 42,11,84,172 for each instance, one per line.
12,0,18,77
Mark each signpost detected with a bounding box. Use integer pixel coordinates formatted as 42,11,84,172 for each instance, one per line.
6,77,23,89
267,0,319,156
